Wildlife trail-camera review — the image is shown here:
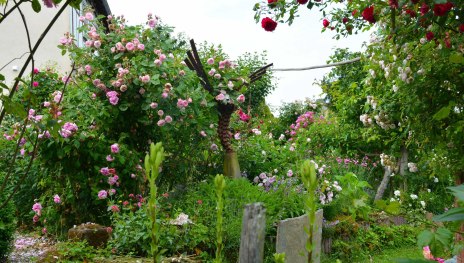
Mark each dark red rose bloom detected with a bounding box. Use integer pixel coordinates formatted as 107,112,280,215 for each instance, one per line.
389,0,398,9
460,24,464,33
405,9,417,18
342,17,348,24
297,0,309,4
433,3,453,16
261,17,277,32
268,0,278,3
323,19,330,28
362,6,376,24
420,3,429,15
444,32,451,48
426,31,434,41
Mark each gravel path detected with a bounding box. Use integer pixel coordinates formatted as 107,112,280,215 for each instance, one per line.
8,232,55,263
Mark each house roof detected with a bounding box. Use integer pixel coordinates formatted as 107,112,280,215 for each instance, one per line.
87,0,111,17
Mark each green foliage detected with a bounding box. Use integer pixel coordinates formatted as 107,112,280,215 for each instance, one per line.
325,222,421,262
169,177,304,262
0,173,15,261
144,142,165,262
55,240,106,262
331,173,371,220
300,160,318,261
214,174,225,263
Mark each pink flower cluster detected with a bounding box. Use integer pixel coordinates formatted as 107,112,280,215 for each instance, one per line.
28,109,43,122
59,34,73,46
423,246,445,263
52,91,62,103
288,111,314,137
106,91,119,105
177,98,190,110
32,202,42,223
59,122,78,138
154,49,168,66
112,38,145,53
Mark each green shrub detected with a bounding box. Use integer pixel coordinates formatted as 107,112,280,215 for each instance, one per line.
170,177,304,262
0,173,16,261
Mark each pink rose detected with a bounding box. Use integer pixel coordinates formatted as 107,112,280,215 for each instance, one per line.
237,94,245,103
126,42,135,51
111,143,120,153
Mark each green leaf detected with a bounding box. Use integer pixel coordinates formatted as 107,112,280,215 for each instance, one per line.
69,0,82,9
417,229,434,248
435,227,453,247
448,184,464,201
433,102,455,120
0,74,4,81
31,0,41,13
1,96,26,118
114,53,124,60
433,207,464,222
450,54,464,64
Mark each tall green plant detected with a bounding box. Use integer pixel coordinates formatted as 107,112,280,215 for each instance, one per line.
300,160,318,263
144,142,165,263
214,174,226,263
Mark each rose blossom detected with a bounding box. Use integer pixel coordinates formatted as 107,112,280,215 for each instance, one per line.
53,194,61,204
85,12,94,21
157,119,166,126
165,116,173,123
237,94,245,103
111,143,120,153
98,190,108,199
150,102,158,109
362,6,376,24
261,17,277,32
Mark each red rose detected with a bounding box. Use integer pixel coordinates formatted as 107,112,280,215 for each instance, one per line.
459,24,464,33
426,31,434,41
444,33,451,48
362,6,376,24
297,0,309,4
420,3,429,15
405,9,417,18
433,3,453,16
323,19,330,28
389,0,398,9
268,0,278,3
261,17,277,32
342,17,348,24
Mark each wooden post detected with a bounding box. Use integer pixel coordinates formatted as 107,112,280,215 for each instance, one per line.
239,203,266,263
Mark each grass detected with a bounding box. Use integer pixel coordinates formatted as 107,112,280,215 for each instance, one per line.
322,246,424,263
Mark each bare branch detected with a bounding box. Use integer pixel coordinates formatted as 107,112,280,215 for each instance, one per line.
271,57,361,72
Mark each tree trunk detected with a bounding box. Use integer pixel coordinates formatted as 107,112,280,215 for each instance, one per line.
374,167,392,201
217,104,240,178
399,146,408,193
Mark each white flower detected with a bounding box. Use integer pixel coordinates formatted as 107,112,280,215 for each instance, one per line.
420,38,426,44
410,194,418,200
420,201,426,208
427,189,431,193
278,134,285,141
392,85,398,92
170,213,192,225
261,150,266,156
390,198,396,202
434,177,439,183
394,190,401,197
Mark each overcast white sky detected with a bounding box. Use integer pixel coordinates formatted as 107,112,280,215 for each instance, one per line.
106,0,369,109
